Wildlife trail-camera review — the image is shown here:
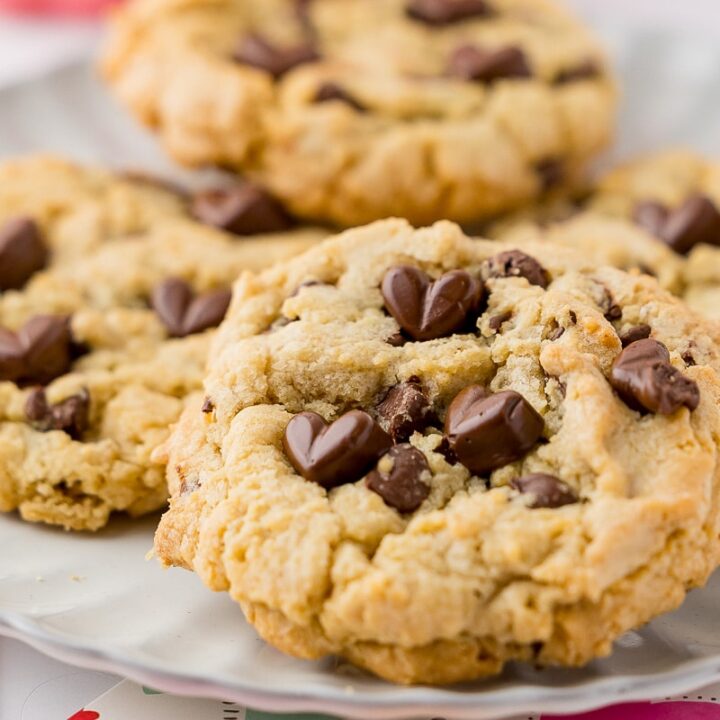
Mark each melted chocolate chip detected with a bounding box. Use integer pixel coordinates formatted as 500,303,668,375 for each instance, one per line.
386,332,408,347
201,397,215,413
661,194,720,254
619,324,651,347
488,310,512,331
682,348,697,367
0,217,49,291
406,0,492,25
444,386,544,475
151,278,231,338
610,338,699,415
233,34,319,78
367,444,431,513
535,158,565,191
25,387,90,440
314,82,366,112
381,265,484,341
486,250,549,288
191,184,293,236
448,45,531,83
511,473,578,508
283,410,392,489
0,315,73,386
553,59,600,85
377,379,436,441
632,200,670,238
604,304,622,321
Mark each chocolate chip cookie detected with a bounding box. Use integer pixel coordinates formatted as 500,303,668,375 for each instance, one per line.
102,0,615,227
154,218,720,684
490,150,720,321
0,156,322,531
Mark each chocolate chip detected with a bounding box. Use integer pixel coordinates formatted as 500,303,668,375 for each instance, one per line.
619,324,651,347
381,265,484,341
0,217,48,291
377,379,436,441
191,184,293,236
444,386,544,475
448,45,531,83
367,444,431,513
233,34,319,78
660,194,720,254
201,397,215,413
682,348,696,367
632,200,670,238
553,59,600,85
406,0,492,25
386,332,407,347
0,315,73,386
486,250,549,288
511,473,578,508
568,310,577,324
610,338,699,415
25,387,90,440
605,304,622,321
547,326,565,341
314,82,366,112
488,310,512,331
151,278,231,338
283,410,392,489
535,158,564,191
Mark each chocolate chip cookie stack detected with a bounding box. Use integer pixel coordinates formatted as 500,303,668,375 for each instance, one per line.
3,0,720,689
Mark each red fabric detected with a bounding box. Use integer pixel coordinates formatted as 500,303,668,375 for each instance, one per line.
0,0,119,15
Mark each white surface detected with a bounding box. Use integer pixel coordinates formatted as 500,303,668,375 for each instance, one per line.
2,6,720,719
0,637,117,719
3,512,720,720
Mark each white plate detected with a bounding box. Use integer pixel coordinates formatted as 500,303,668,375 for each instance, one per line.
4,21,720,720
4,513,720,720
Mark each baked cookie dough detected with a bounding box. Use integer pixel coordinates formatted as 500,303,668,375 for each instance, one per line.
154,218,720,684
491,150,720,321
0,156,322,531
102,0,615,227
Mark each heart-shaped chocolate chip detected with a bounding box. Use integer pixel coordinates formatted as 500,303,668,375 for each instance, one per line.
0,315,73,386
381,265,484,341
633,195,720,255
661,194,720,254
233,34,319,78
151,279,231,338
485,250,549,288
511,473,578,508
283,410,392,489
610,338,699,415
406,0,492,25
367,444,431,513
444,385,544,475
25,387,90,440
377,378,436,442
191,184,293,236
0,217,48,291
448,45,531,83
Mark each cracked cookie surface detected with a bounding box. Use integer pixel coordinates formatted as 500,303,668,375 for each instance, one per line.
155,218,720,684
0,156,322,531
102,0,615,227
491,150,720,322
